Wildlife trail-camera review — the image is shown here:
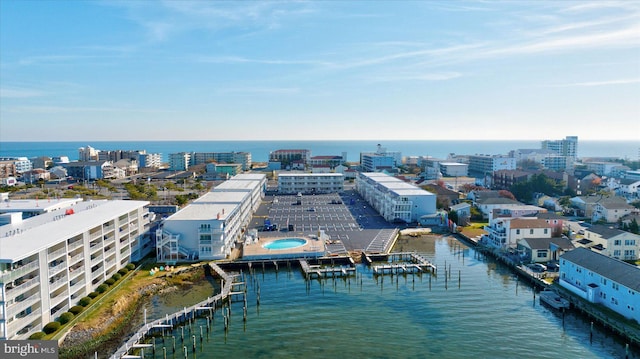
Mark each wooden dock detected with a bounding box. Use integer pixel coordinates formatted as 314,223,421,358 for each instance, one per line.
365,252,437,275
109,262,237,359
299,259,356,279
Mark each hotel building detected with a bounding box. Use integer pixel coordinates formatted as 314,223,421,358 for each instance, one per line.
0,199,151,340
156,174,266,262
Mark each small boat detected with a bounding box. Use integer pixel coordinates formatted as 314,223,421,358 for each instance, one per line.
539,290,570,310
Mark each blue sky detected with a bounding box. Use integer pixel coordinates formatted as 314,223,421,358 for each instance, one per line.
1,1,639,142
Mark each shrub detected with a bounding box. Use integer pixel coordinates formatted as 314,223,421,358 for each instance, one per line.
96,284,109,293
118,268,129,276
69,306,84,315
29,332,46,340
57,312,74,325
112,273,122,281
126,263,135,270
43,322,60,334
79,297,92,307
88,291,99,299
105,278,115,286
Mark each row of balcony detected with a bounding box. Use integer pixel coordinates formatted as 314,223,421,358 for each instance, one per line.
1,261,39,283
5,276,40,299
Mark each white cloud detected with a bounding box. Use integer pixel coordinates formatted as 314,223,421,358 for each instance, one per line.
0,88,46,98
551,79,640,87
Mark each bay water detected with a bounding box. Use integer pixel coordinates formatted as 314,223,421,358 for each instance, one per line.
138,236,636,359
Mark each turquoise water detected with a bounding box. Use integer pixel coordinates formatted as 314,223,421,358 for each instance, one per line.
263,238,307,250
139,237,636,359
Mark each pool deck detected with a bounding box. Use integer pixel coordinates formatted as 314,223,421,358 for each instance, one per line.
242,236,326,260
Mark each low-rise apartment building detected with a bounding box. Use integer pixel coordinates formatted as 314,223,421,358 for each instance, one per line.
356,172,436,223
0,199,151,340
560,247,639,323
156,174,266,262
277,173,344,194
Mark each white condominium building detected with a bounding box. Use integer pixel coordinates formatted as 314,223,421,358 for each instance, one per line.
356,172,436,223
0,199,151,340
156,173,266,262
277,173,344,194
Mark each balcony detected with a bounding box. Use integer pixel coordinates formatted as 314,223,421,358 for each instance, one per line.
48,262,67,277
68,240,84,251
91,268,103,280
90,253,103,264
50,289,69,307
1,261,39,283
7,295,40,315
69,252,84,265
6,276,40,298
47,247,67,261
70,278,86,291
49,277,68,291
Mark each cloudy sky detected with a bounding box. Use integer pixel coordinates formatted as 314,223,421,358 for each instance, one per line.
1,1,639,142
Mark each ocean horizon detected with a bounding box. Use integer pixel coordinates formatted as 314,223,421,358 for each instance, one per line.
0,139,638,164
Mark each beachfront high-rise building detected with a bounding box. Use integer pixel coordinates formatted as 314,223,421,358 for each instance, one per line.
169,152,191,171
541,136,578,160
78,146,100,162
0,199,151,340
360,144,402,172
191,152,252,171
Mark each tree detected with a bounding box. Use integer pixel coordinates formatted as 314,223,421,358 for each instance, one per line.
448,209,459,225
630,219,639,234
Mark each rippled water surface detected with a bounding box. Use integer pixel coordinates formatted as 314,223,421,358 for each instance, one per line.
142,237,637,359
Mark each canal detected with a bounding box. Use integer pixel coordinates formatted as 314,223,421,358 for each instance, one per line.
136,235,637,359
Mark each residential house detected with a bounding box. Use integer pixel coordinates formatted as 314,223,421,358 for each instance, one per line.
421,184,460,209
475,197,524,220
592,197,636,223
618,178,640,199
559,247,639,323
21,169,50,183
449,202,471,226
517,237,574,263
483,218,553,250
574,225,640,260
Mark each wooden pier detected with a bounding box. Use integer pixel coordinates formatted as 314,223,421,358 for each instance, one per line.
299,259,356,279
365,252,437,275
109,262,237,359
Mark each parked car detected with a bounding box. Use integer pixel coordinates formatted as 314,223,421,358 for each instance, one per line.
527,263,547,273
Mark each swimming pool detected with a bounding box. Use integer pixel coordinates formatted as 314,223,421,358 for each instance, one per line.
263,238,307,250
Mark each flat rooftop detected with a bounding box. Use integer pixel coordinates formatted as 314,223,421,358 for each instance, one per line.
0,200,149,262
0,198,83,214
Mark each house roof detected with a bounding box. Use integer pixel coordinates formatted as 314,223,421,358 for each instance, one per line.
450,203,471,211
536,212,565,220
477,197,521,206
520,237,574,250
510,218,551,229
596,197,635,210
620,178,640,186
561,247,640,292
586,224,627,239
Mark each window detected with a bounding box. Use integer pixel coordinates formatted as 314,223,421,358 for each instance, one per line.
537,250,548,258
544,229,548,234
625,239,636,246
614,239,621,246
530,229,534,235
516,229,520,235
613,250,621,257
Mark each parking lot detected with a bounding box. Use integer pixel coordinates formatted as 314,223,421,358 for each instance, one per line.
249,190,398,253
